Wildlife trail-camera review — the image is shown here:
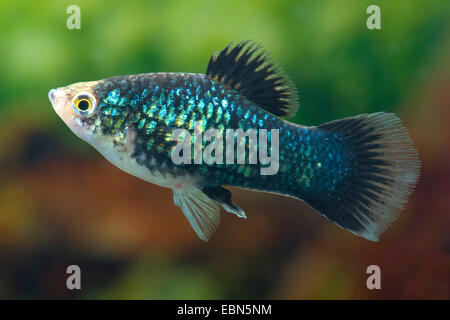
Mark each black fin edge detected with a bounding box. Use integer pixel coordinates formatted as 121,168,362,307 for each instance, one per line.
206,40,299,117
314,112,421,241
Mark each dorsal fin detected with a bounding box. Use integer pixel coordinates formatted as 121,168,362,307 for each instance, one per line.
206,40,299,117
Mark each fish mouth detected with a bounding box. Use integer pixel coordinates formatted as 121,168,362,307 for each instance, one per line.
48,88,65,114
48,88,57,103
48,88,62,109
48,88,66,118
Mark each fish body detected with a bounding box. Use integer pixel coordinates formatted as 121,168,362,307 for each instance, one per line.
86,72,342,197
49,41,420,241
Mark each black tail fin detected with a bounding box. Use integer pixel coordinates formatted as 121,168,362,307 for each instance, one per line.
314,112,420,241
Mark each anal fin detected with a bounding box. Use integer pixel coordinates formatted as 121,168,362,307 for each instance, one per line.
202,186,247,219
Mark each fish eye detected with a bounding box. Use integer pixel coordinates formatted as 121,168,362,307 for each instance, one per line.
72,92,96,116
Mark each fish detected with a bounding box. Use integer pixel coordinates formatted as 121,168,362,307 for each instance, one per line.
48,40,420,242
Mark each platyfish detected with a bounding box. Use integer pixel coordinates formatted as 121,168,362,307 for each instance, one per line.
48,41,420,241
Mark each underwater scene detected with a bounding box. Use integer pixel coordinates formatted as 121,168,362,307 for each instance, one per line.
0,0,448,299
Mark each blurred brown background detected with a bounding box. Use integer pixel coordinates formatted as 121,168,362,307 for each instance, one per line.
0,0,448,299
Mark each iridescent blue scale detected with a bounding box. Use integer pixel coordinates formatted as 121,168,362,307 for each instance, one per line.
93,72,348,202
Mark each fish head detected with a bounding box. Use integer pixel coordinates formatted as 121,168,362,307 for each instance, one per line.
49,80,139,173
48,81,102,143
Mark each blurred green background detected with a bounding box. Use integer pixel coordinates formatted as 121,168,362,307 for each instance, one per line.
0,0,449,299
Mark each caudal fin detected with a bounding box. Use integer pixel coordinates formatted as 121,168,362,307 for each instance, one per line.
314,112,420,241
